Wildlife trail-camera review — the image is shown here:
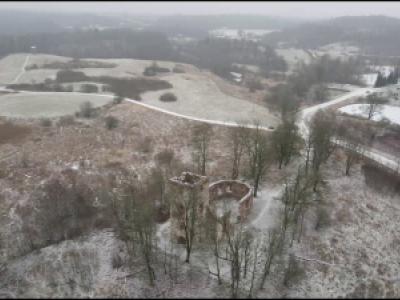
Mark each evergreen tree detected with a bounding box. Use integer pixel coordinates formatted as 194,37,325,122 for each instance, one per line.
374,72,385,88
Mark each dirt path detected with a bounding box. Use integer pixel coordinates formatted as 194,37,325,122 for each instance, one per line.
10,54,30,84
3,55,397,171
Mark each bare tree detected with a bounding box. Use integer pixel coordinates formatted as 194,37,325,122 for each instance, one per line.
182,189,200,263
271,117,303,169
191,123,213,175
363,94,388,120
259,228,284,290
116,177,157,286
280,166,313,245
245,122,271,197
204,212,222,284
309,110,337,173
225,224,254,298
229,125,248,179
338,125,364,176
307,110,337,191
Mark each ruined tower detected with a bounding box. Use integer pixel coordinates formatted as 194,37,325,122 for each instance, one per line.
168,172,208,243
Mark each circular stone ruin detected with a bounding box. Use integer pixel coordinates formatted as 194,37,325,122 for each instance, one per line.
208,180,254,223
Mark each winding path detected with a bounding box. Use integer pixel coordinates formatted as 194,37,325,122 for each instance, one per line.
10,54,30,84
2,54,398,172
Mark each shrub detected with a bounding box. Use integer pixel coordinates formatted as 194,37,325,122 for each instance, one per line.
113,94,124,105
315,206,331,230
155,149,175,167
283,255,306,287
39,118,52,127
57,115,75,126
138,136,153,153
80,83,99,93
105,116,119,130
159,92,177,102
78,101,95,118
143,61,170,76
111,252,124,269
56,70,87,82
172,65,185,73
247,78,264,92
143,67,157,77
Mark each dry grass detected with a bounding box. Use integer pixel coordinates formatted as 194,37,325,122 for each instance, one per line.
0,121,31,145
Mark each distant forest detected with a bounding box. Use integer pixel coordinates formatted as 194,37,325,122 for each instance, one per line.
0,27,288,76
262,15,400,56
148,14,304,38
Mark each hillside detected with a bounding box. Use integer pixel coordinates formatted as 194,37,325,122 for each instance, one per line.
263,15,400,56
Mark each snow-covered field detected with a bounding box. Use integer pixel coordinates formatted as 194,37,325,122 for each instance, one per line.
7,53,193,84
209,28,278,41
0,53,279,126
276,48,312,71
0,54,30,85
362,73,378,87
312,43,360,59
139,72,279,128
339,104,400,126
0,92,111,118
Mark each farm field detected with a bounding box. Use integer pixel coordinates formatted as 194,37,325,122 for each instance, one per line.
0,92,111,118
140,72,279,128
0,53,279,126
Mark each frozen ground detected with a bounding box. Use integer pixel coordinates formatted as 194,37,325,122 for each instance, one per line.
209,28,278,41
287,160,400,298
0,92,111,118
275,48,312,71
0,54,31,85
312,43,360,59
140,72,279,128
339,104,400,126
0,53,278,127
17,54,193,84
362,73,378,87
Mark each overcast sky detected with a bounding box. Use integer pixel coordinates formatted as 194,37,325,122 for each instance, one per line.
1,1,400,19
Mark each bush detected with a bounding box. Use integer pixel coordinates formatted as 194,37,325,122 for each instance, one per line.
247,78,264,92
143,67,157,77
155,149,175,167
143,61,170,76
138,136,153,153
111,252,124,269
78,101,95,118
172,65,185,73
113,94,124,105
283,255,306,287
315,206,331,230
57,115,75,126
159,92,177,102
39,118,52,127
105,116,119,130
56,70,88,82
80,83,99,93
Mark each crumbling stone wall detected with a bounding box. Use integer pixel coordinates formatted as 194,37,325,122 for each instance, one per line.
208,180,254,222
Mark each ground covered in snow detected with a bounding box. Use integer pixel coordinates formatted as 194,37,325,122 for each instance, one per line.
0,92,111,118
0,53,278,126
339,104,400,126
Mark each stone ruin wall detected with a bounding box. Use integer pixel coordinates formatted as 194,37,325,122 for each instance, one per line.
208,180,254,222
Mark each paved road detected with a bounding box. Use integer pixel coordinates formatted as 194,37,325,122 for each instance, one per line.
296,86,399,172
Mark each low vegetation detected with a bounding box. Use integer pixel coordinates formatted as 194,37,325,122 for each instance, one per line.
55,70,173,99
159,92,177,102
26,59,117,70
